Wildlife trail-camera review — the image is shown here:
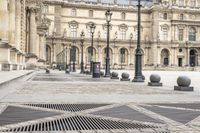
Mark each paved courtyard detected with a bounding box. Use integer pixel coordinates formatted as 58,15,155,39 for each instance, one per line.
0,70,200,133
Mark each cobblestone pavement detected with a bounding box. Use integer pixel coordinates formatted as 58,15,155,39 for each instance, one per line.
0,70,200,133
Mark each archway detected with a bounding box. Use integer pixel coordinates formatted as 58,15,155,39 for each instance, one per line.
161,49,169,66
190,49,198,67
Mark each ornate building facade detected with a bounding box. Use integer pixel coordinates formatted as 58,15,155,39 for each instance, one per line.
44,0,200,70
1,0,200,71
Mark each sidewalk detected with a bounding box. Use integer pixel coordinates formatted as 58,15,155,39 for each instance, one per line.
0,70,34,85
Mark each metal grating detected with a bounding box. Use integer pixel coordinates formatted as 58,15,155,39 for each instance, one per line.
24,104,109,112
141,105,200,124
91,105,162,123
0,106,61,126
3,115,165,132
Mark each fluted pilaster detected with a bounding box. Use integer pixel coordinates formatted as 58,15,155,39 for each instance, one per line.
29,7,37,56
0,0,9,42
9,0,16,46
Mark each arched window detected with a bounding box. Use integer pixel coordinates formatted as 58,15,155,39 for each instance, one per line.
180,14,184,20
71,8,77,16
161,49,170,66
121,12,126,20
189,27,196,41
103,48,112,65
163,13,168,20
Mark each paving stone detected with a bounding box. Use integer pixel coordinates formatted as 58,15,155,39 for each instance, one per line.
91,105,162,123
141,105,200,124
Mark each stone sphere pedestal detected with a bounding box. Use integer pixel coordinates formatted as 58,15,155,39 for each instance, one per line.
148,74,162,86
111,72,119,79
174,76,193,91
120,72,130,81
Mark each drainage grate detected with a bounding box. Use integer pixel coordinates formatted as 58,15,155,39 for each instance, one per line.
0,106,61,126
4,115,164,132
24,104,109,112
91,105,162,123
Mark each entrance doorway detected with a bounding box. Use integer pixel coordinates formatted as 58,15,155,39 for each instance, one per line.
178,58,182,67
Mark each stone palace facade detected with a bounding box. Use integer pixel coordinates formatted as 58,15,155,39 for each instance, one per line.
1,0,200,71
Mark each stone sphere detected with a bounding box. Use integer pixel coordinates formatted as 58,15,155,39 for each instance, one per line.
177,76,191,87
121,72,129,79
150,74,161,83
111,72,118,77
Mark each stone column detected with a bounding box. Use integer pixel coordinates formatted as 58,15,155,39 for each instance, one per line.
15,0,21,49
29,7,37,56
151,11,159,66
0,0,9,42
9,0,15,46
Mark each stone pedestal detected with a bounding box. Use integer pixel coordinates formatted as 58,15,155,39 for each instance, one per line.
174,76,193,91
174,86,194,91
148,74,162,86
148,82,163,86
120,72,130,81
111,72,119,79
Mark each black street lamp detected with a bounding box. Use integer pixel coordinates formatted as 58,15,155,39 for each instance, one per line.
105,9,112,77
80,31,85,74
72,41,76,72
132,0,144,82
69,44,72,72
90,23,96,74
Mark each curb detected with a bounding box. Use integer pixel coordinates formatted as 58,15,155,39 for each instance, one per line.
0,71,35,87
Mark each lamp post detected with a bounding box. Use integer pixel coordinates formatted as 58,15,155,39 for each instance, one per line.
90,23,96,74
132,0,144,82
69,44,72,72
105,9,112,77
72,40,76,72
80,31,85,74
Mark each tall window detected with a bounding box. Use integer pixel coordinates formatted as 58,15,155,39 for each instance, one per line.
89,10,93,17
121,12,126,20
190,0,196,7
189,27,196,41
163,13,168,20
120,29,126,40
120,48,126,63
163,28,168,41
71,8,77,16
180,14,184,20
70,25,77,38
179,0,184,6
42,5,48,13
179,29,184,41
